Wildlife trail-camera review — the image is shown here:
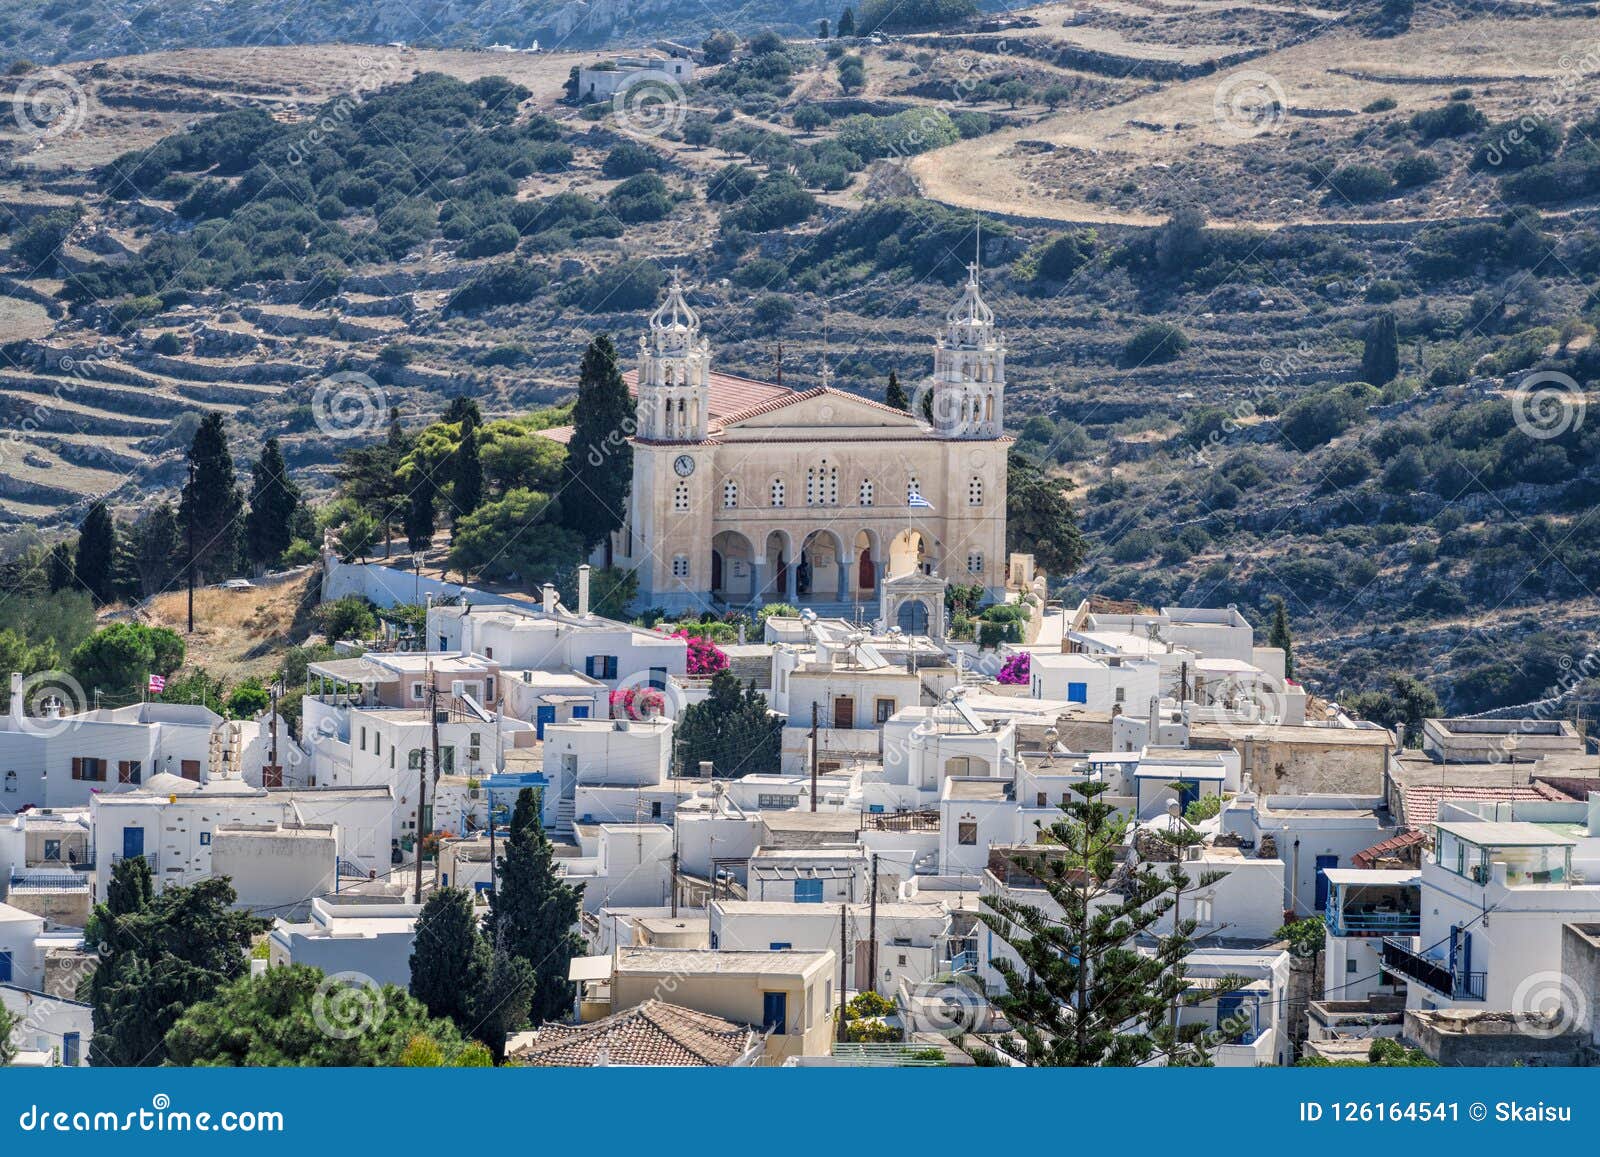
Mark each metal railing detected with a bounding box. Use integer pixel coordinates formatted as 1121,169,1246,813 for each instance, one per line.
1380,937,1485,1000
1327,909,1422,937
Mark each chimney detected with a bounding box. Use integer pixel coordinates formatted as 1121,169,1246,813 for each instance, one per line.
699,761,714,779
1587,791,1600,838
577,565,591,617
9,672,21,721
542,583,558,614
1394,722,1406,755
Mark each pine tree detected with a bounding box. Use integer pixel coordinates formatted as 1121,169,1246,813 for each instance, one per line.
405,469,437,553
675,669,782,777
486,788,585,1026
1268,596,1294,680
243,437,301,571
409,887,489,1030
178,412,244,584
982,780,1237,1066
1361,309,1400,386
75,500,117,604
885,369,909,411
452,414,484,519
562,334,635,550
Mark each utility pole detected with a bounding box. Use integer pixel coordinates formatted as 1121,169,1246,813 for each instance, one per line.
867,852,879,995
809,701,819,812
185,458,195,634
412,748,428,904
837,902,850,1043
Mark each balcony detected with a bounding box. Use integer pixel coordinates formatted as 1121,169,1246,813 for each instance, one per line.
1327,909,1422,937
1380,937,1485,1000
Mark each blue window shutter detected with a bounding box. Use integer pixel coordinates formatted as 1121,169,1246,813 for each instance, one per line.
1067,682,1088,703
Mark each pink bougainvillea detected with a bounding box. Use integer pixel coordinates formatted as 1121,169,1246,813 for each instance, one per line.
997,652,1031,685
610,687,666,719
671,629,730,676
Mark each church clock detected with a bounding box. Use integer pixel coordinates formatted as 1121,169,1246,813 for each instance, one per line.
673,454,696,477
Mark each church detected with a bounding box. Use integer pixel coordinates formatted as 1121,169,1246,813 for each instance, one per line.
604,264,1011,624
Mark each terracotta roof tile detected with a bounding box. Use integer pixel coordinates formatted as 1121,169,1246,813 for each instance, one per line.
621,367,793,420
511,999,757,1067
1401,782,1572,831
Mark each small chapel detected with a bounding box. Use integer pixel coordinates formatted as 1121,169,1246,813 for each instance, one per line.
602,263,1012,624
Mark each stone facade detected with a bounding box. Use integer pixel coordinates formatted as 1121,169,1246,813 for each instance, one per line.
608,267,1011,617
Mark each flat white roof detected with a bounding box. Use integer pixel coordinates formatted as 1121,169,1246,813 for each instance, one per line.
1433,820,1578,847
1322,868,1419,886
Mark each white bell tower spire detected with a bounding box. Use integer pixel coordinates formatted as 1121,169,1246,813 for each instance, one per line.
930,234,1005,439
637,269,711,442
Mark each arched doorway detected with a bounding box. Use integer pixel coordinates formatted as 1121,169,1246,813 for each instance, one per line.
854,529,879,594
798,529,845,601
897,598,930,634
711,531,754,603
888,528,929,579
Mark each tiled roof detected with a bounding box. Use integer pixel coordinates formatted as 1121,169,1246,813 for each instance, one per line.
510,1000,756,1067
1400,781,1572,831
621,367,793,420
1351,829,1426,869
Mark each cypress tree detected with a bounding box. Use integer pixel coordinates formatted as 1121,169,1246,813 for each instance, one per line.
562,334,635,550
405,469,437,553
46,541,75,593
75,500,117,604
838,6,855,35
178,412,244,584
1361,310,1400,386
452,415,484,519
444,396,481,428
1268,596,1294,680
885,369,909,411
409,887,489,1030
130,502,181,597
486,789,585,1026
243,437,301,571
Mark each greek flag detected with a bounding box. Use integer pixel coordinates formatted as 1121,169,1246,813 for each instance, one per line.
908,492,934,509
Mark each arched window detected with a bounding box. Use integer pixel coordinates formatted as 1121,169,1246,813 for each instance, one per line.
968,476,983,506
859,480,874,506
664,365,675,386
805,468,818,507
674,481,689,512
2,770,14,793
770,479,785,508
907,476,921,504
824,464,838,505
723,479,738,508
984,394,994,422
672,555,691,578
967,552,984,575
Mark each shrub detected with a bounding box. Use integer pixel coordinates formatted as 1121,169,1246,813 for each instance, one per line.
1390,152,1440,188
1328,163,1392,201
1122,323,1189,365
601,141,662,178
1410,100,1486,141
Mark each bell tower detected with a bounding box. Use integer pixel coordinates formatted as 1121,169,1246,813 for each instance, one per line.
930,256,1005,440
637,270,711,442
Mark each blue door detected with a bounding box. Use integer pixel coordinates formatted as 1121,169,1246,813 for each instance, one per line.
1314,854,1339,911
1176,780,1201,810
0,951,10,983
572,705,590,719
762,991,787,1035
535,705,556,739
62,1032,79,1066
122,826,144,861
